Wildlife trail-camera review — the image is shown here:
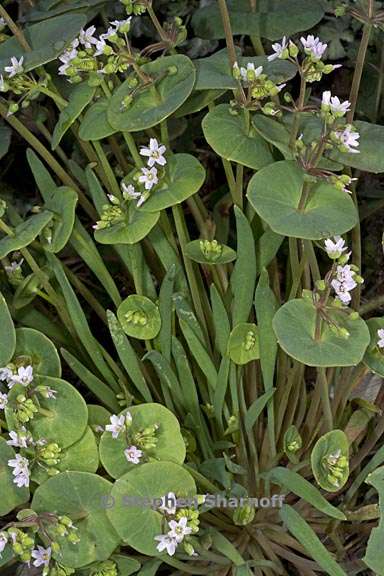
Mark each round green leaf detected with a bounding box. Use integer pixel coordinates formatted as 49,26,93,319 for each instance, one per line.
32,471,120,568
330,121,384,174
0,292,16,366
14,327,61,378
42,186,78,253
175,89,226,117
78,99,117,141
99,403,186,479
228,323,260,365
107,55,196,131
88,404,111,430
192,0,324,41
363,318,384,377
5,377,88,449
94,204,160,245
32,427,99,485
203,104,273,170
107,462,196,555
0,437,29,516
247,160,358,240
311,430,349,492
0,212,54,259
185,239,236,265
117,295,161,340
139,153,206,213
273,298,370,367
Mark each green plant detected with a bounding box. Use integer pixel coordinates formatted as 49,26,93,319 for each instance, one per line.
0,0,384,575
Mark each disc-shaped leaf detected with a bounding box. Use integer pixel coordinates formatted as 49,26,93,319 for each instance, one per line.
0,14,86,73
0,212,54,259
139,153,206,212
99,404,186,479
5,377,88,449
0,292,16,366
192,0,324,41
363,318,384,377
88,404,111,431
203,104,273,170
228,323,260,365
247,160,358,239
0,438,29,516
14,327,61,378
52,84,96,150
32,427,99,484
311,430,349,492
107,462,196,555
94,204,160,245
175,89,226,117
330,121,384,174
78,99,117,141
273,298,370,367
195,49,297,91
42,186,78,252
107,55,196,131
185,239,236,265
32,471,120,568
117,295,161,340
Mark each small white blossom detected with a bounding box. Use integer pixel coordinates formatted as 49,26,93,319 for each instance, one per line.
46,388,57,399
324,236,347,259
168,517,192,542
335,265,357,290
8,454,30,488
31,546,51,569
267,36,288,61
239,62,263,83
110,18,132,31
321,91,351,116
154,534,178,556
334,125,360,154
124,445,143,464
377,329,384,349
58,47,78,76
122,183,141,201
94,38,107,56
140,138,167,168
300,35,327,60
79,26,98,48
101,26,118,41
4,56,24,78
8,365,33,388
331,279,352,304
139,166,159,191
0,367,12,382
4,258,23,274
7,428,29,448
0,17,6,28
0,532,7,558
0,392,8,410
159,492,177,515
105,414,126,439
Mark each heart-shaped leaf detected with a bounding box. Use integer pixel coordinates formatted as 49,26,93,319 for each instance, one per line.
78,98,117,141
94,204,160,245
331,120,384,174
247,160,358,239
273,298,370,367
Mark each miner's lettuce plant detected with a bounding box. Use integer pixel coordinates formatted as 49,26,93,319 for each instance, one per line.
1,0,384,574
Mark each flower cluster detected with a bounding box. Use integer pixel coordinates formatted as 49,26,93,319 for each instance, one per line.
200,239,223,261
233,61,285,110
322,449,348,489
154,492,200,556
2,256,24,285
324,236,363,304
0,363,33,388
105,410,159,464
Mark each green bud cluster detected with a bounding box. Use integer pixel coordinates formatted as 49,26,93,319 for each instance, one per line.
120,0,147,15
303,60,336,83
125,309,148,326
48,564,75,576
176,508,200,533
38,442,62,468
89,559,118,576
94,205,124,231
8,527,35,563
233,504,255,526
250,76,283,100
243,330,256,351
200,239,223,261
133,424,159,451
15,394,38,423
323,449,348,488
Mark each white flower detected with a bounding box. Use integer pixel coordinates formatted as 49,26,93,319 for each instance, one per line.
155,534,178,556
140,139,167,168
159,492,177,515
105,414,126,439
324,236,347,259
334,125,360,154
58,47,78,76
4,258,23,274
124,445,143,464
122,183,140,200
94,38,107,56
331,279,352,304
101,26,118,41
267,36,288,61
300,35,327,60
111,18,132,31
4,56,24,78
167,517,192,543
31,545,51,569
0,392,8,410
139,167,159,191
377,329,384,349
8,365,33,388
79,26,98,48
238,62,263,83
0,17,6,28
46,388,57,399
0,367,12,382
321,91,351,116
7,428,29,448
8,454,30,488
0,532,7,558
335,265,357,290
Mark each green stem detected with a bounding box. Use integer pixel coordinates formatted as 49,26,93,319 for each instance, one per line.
347,19,373,123
0,5,31,51
317,367,333,431
289,74,306,148
92,141,121,199
147,3,168,42
217,0,238,70
123,132,144,167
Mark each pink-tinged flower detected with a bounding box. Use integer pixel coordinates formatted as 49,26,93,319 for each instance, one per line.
301,35,327,60
124,445,143,464
267,36,288,61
